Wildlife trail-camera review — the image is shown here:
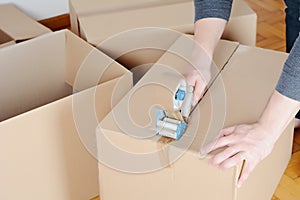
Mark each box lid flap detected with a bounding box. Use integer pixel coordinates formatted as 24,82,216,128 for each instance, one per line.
189,45,288,155
98,39,239,155
0,4,51,41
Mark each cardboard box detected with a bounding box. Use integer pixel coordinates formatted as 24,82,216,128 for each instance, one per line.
0,4,51,48
0,29,132,200
97,38,292,199
70,0,256,69
70,0,256,46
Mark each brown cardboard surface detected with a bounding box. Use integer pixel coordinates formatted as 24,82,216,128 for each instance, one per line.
156,37,239,74
0,30,130,122
70,0,256,47
212,45,292,200
0,77,132,200
97,43,292,199
223,0,257,46
0,4,51,47
95,27,183,71
79,2,194,46
69,0,189,35
0,29,133,199
98,38,239,141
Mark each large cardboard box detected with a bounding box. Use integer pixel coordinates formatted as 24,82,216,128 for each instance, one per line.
70,0,256,45
0,4,51,48
69,0,256,73
96,37,292,199
0,30,132,200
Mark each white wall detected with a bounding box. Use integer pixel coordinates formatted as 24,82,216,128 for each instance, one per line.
0,0,69,20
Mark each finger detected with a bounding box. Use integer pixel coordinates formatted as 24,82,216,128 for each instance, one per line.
219,152,245,169
192,81,205,106
200,140,216,155
202,126,237,155
185,76,196,87
219,126,237,137
210,134,238,151
237,160,254,188
209,146,242,165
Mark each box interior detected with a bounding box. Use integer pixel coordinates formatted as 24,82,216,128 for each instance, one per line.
0,30,130,122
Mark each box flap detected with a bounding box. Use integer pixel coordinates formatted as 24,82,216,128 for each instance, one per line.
79,2,194,45
189,45,288,154
65,30,132,91
0,30,71,122
209,45,291,200
98,43,289,161
99,38,239,133
0,4,51,41
157,36,239,80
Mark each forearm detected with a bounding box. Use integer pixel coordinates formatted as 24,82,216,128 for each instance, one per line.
276,35,300,101
193,0,232,56
258,91,300,143
188,0,232,102
194,18,227,57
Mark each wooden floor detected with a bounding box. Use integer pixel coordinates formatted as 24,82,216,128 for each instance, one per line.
245,0,287,52
89,1,296,199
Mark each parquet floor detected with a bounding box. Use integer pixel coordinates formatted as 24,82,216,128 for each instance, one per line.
245,0,286,52
91,1,299,199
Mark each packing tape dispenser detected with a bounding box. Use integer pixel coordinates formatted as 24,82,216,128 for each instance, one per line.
156,79,194,140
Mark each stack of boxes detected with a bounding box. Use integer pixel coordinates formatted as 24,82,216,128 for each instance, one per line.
0,1,293,200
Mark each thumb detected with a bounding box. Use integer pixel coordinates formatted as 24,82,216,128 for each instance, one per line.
192,80,206,106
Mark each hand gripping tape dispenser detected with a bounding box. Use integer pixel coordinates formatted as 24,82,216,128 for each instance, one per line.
156,79,194,140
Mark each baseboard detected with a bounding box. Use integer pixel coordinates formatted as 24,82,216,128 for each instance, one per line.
39,14,70,31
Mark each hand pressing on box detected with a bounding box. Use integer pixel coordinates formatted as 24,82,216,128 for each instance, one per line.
202,91,300,187
206,123,274,188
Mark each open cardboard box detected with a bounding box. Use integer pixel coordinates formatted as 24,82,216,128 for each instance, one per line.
69,0,256,71
0,4,51,48
97,36,292,200
70,0,256,46
0,29,132,200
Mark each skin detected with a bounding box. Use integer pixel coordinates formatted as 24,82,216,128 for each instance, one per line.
186,17,300,187
184,18,227,105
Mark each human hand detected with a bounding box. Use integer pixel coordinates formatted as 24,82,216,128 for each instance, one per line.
203,123,276,188
183,66,211,106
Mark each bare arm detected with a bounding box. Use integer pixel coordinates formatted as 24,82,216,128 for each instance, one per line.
186,0,232,104
185,18,227,105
